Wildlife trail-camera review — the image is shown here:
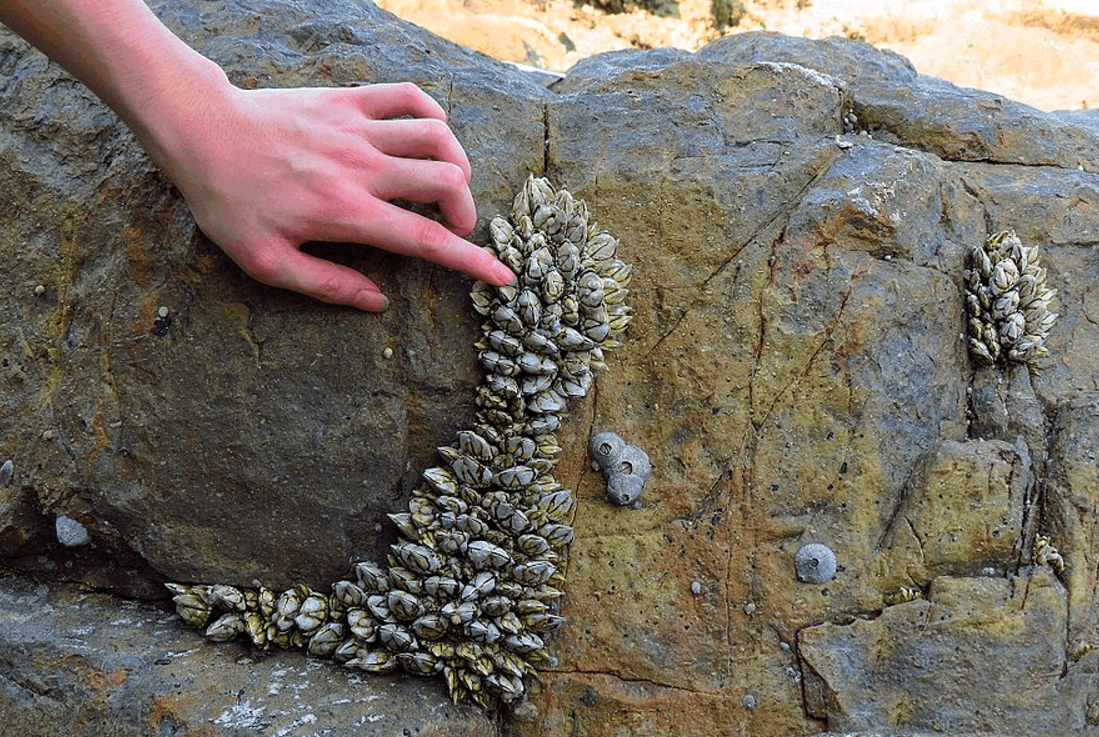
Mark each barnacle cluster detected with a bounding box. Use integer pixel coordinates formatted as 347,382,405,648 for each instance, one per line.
964,230,1057,372
1034,533,1065,575
166,176,631,710
589,431,652,506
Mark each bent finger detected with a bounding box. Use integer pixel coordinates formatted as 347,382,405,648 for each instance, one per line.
363,118,472,182
351,82,448,122
369,158,477,235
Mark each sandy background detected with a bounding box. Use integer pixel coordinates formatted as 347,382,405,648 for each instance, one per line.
375,0,1099,111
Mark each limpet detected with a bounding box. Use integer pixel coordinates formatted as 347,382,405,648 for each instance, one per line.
794,543,836,584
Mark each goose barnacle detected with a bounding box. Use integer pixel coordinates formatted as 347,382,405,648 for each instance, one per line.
166,176,631,710
964,230,1057,373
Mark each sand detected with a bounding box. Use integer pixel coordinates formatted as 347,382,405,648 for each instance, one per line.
374,0,1099,111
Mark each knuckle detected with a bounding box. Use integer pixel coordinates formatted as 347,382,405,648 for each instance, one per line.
312,275,350,304
434,161,468,191
236,246,283,285
420,117,452,141
394,81,425,105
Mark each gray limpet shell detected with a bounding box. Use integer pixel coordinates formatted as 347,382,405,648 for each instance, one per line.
794,543,837,584
606,474,645,506
590,431,626,470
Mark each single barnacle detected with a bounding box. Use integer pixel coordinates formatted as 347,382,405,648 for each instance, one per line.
166,583,212,628
307,622,346,657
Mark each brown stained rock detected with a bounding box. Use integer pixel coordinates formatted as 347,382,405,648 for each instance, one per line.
876,439,1033,587
798,571,1078,734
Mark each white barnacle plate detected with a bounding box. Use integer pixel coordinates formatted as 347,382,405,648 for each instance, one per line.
166,176,631,710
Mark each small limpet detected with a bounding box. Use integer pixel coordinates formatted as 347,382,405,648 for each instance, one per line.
794,543,836,584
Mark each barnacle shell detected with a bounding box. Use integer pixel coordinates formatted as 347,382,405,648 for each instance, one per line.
883,586,922,606
964,230,1058,374
166,176,631,711
794,543,837,584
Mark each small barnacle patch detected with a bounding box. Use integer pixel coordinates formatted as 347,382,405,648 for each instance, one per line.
1068,639,1094,662
167,176,631,711
964,230,1057,374
883,586,922,607
1034,533,1065,576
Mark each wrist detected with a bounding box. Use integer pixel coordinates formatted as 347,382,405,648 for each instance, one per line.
119,49,234,180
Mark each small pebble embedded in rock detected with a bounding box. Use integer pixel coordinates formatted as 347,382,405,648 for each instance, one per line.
55,515,91,547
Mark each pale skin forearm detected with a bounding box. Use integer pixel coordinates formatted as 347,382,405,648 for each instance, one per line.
0,0,515,310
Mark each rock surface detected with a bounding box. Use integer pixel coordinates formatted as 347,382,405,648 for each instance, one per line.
2,1,1099,735
0,575,493,736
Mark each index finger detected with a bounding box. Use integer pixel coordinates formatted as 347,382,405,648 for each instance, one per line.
350,201,516,286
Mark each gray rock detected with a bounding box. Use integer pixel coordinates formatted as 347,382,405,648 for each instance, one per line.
799,572,1080,734
0,576,493,737
55,515,91,547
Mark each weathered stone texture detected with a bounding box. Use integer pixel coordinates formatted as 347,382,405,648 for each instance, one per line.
800,572,1077,734
0,576,494,736
2,1,1099,735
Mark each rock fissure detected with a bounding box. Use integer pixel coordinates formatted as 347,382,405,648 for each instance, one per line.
553,667,712,696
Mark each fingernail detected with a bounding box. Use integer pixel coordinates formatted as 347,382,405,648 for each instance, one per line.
491,261,517,286
359,291,389,312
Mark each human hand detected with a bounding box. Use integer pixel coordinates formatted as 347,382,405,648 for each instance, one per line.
1,0,513,310
146,81,517,311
